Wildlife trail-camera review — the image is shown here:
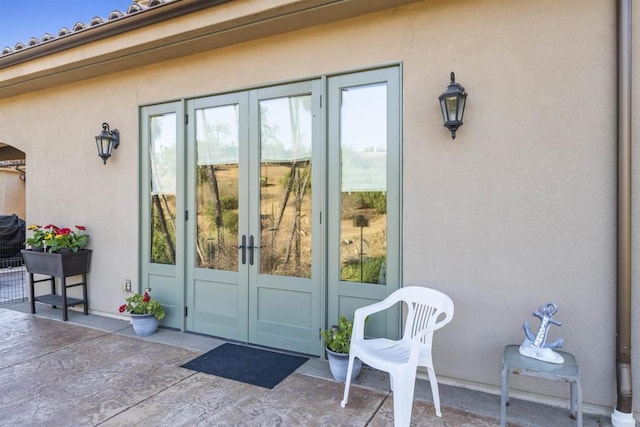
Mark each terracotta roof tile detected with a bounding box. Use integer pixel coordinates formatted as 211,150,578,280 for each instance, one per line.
1,0,176,58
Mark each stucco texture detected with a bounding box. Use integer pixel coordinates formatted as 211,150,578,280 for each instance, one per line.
0,0,634,416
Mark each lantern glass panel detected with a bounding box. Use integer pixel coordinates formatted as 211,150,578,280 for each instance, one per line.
96,136,111,157
457,96,466,121
445,96,458,122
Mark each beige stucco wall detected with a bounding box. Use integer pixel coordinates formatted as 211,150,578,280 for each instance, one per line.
0,0,635,416
0,171,25,219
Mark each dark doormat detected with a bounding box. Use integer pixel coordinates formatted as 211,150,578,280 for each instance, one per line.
180,343,309,389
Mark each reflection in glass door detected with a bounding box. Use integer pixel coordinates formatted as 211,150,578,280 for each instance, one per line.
195,104,240,272
259,95,312,278
150,113,178,266
339,83,388,285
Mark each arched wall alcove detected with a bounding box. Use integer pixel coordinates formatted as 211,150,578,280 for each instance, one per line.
0,142,26,220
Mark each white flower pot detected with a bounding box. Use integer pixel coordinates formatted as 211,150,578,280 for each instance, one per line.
326,347,361,382
130,313,159,336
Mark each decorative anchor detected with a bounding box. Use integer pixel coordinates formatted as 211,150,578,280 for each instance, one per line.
519,302,565,364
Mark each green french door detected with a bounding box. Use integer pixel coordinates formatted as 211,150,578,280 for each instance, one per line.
140,101,185,329
140,66,401,356
327,67,402,340
184,81,323,355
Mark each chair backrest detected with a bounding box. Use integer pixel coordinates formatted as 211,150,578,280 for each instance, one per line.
390,287,454,344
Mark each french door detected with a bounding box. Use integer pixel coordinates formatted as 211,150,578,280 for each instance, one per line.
140,66,401,356
184,81,323,355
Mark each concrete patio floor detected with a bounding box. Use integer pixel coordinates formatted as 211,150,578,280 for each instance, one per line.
0,303,612,426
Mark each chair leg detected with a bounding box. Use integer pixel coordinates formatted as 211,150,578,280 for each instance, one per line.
341,354,355,408
391,371,416,427
426,366,442,417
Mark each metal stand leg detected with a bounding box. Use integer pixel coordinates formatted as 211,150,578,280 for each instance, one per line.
576,380,583,427
61,277,68,321
501,363,509,427
28,272,35,314
82,273,88,315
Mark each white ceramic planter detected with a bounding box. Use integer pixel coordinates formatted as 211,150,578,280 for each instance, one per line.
326,347,361,382
130,313,159,336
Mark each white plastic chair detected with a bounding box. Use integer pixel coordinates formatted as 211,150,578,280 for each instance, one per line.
340,286,454,426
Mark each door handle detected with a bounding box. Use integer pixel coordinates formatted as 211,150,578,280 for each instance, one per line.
248,235,257,266
237,234,247,265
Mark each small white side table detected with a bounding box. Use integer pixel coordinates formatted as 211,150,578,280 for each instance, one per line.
501,344,582,427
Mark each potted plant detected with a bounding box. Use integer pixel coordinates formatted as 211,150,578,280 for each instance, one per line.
321,316,362,382
119,291,166,336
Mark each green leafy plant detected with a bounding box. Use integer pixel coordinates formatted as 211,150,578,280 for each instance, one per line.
26,224,47,249
321,316,354,354
26,224,89,252
119,291,166,320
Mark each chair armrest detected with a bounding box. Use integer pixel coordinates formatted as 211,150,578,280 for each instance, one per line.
351,296,399,341
354,296,398,318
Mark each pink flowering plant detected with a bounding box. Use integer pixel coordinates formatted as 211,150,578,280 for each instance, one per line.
119,291,165,320
26,224,88,252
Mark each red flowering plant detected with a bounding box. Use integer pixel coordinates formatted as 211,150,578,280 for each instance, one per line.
26,224,89,253
119,291,165,320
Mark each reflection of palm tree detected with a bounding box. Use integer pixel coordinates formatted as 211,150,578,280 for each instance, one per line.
204,121,230,236
281,97,311,275
150,117,176,264
259,96,313,276
283,161,310,274
196,113,234,267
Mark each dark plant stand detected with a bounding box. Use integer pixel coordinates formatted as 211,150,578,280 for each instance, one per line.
21,249,92,321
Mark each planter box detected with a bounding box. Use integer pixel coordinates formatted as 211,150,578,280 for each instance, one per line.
21,249,91,277
21,249,91,321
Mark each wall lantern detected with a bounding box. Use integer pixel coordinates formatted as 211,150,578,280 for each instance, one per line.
439,72,468,139
94,122,120,165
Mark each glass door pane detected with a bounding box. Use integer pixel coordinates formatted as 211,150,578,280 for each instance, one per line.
149,113,178,265
194,105,240,271
259,95,313,278
339,83,387,285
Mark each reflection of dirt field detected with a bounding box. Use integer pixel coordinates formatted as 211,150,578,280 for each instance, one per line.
196,163,386,280
196,164,238,271
340,212,386,260
259,164,312,276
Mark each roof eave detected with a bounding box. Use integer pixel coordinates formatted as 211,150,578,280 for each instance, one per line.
0,0,232,69
0,0,423,99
